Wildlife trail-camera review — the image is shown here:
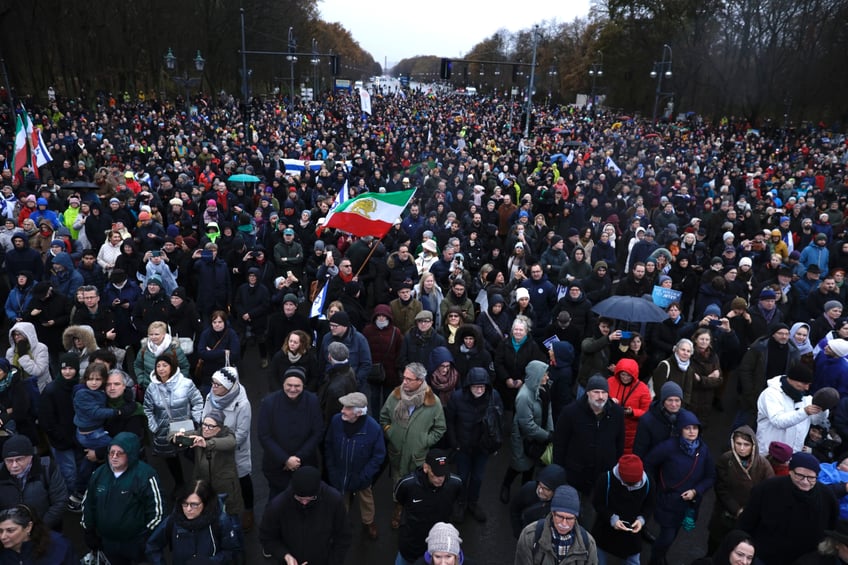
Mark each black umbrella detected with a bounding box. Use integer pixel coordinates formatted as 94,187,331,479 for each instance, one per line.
591,295,667,323
62,181,98,189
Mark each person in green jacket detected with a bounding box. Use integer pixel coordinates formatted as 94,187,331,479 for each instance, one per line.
380,361,446,529
81,432,164,564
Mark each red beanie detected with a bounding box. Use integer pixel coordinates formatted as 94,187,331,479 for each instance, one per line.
618,454,644,483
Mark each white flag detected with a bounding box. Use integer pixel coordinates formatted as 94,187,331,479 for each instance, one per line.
606,155,621,176
359,88,372,115
33,129,53,167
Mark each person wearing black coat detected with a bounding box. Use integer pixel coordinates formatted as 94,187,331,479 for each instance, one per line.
508,463,568,538
166,287,202,345
131,279,170,330
38,353,81,508
493,317,545,411
450,325,494,384
592,454,655,563
552,376,625,531
0,435,68,531
632,381,694,458
258,466,351,565
446,367,504,523
191,245,231,324
25,282,71,364
232,267,271,362
551,281,594,337
738,453,839,565
650,303,698,367
582,261,613,305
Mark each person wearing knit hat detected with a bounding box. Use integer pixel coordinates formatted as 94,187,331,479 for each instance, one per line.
258,464,350,564
516,484,599,563
586,373,609,393
755,362,827,454
211,366,239,391
737,319,798,427
591,453,651,563
425,522,464,563
631,380,693,458
738,450,838,565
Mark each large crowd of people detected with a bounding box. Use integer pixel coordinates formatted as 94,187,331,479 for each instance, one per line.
0,84,847,564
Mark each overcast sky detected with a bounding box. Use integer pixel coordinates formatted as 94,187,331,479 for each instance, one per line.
318,0,592,69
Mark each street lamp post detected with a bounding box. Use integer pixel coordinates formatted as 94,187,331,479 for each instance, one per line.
650,44,673,122
547,59,558,105
524,24,539,139
311,38,320,100
287,27,298,109
163,48,205,114
588,51,603,118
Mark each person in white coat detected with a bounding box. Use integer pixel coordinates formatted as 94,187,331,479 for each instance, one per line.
202,366,254,531
6,321,52,391
756,364,828,453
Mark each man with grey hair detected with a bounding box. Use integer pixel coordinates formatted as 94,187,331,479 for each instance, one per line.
325,392,386,540
380,362,447,529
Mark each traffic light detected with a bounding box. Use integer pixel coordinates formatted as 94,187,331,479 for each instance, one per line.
440,58,452,80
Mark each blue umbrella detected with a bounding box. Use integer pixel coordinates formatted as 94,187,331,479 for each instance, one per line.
591,295,667,323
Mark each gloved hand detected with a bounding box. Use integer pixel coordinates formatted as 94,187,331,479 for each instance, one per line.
116,402,136,417
84,529,102,550
15,341,28,356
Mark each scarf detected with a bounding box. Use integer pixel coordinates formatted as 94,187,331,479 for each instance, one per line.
780,376,805,402
209,383,241,411
550,523,575,560
790,322,814,355
0,375,12,393
758,303,777,324
287,351,303,363
674,352,690,372
680,436,701,457
512,334,528,354
392,383,428,425
147,333,173,357
429,367,459,404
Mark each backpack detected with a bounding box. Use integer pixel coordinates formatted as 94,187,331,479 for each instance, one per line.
479,392,504,454
531,518,590,561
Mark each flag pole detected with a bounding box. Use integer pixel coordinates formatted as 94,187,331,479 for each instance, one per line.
352,235,383,279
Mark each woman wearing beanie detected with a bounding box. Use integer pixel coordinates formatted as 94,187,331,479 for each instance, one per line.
644,411,715,565
413,522,469,565
143,352,203,491
202,365,255,531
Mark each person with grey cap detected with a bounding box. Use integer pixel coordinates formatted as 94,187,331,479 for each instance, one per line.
325,391,386,540
553,374,624,527
272,226,304,280
399,309,448,374
739,452,838,564
413,522,469,565
514,484,598,565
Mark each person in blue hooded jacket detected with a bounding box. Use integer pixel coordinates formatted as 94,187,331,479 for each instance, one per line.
4,233,43,286
28,198,60,230
643,410,716,565
4,271,37,323
48,252,84,301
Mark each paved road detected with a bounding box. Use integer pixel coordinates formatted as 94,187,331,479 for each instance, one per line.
62,342,740,565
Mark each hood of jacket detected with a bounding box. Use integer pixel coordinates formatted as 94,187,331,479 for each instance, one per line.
464,366,491,389
52,251,75,271
524,360,549,394
429,346,454,371
675,409,701,431
62,325,98,352
614,358,640,382
110,432,141,468
488,293,506,315
371,303,394,323
456,324,483,345
551,340,575,366
8,321,40,349
730,424,760,459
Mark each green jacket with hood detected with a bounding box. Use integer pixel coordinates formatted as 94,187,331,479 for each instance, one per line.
82,432,164,542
